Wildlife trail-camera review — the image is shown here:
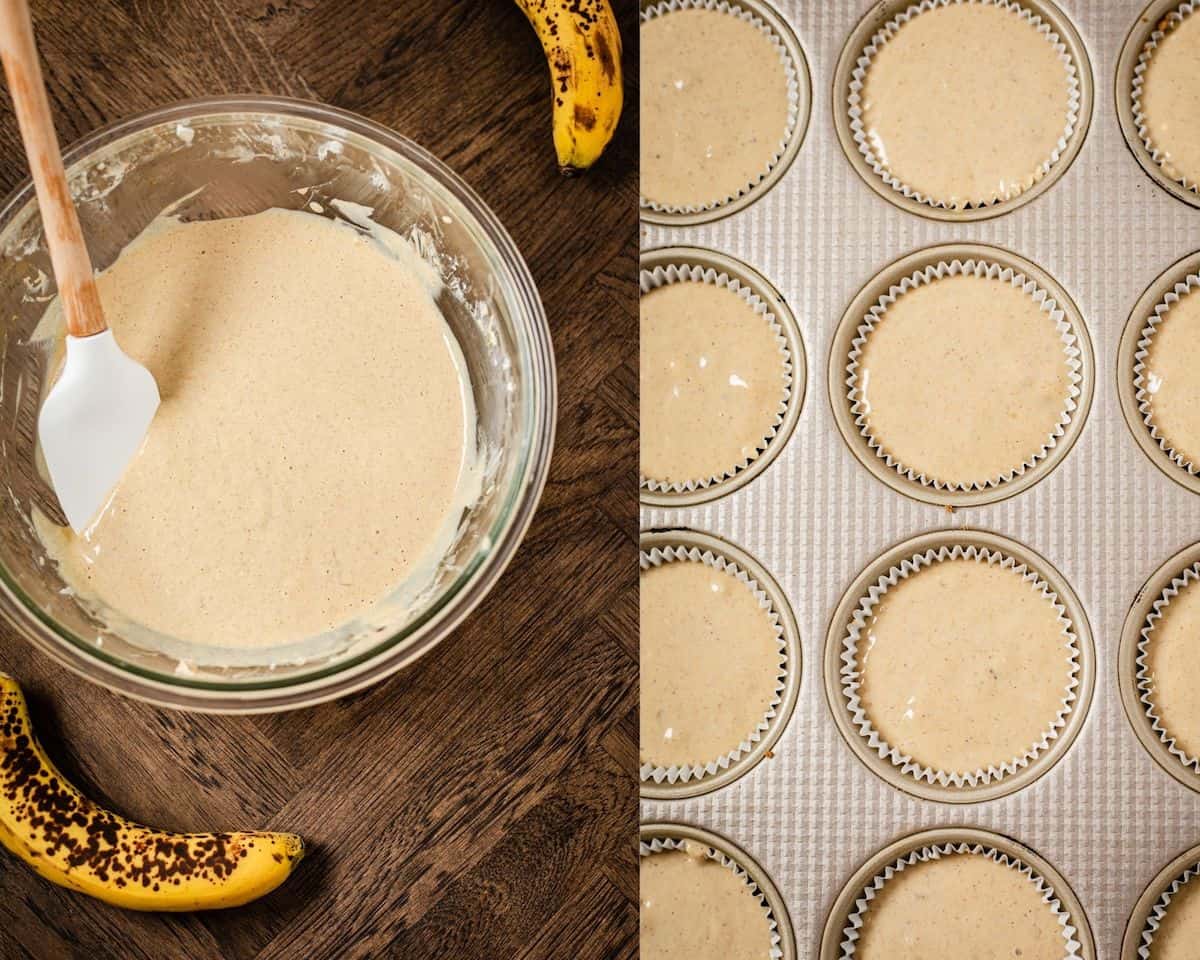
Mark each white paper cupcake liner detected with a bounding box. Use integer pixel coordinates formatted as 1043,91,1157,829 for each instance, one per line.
839,544,1081,787
845,259,1083,491
1133,272,1200,476
1138,861,1200,958
847,0,1082,211
640,263,793,493
639,0,802,215
839,842,1082,959
640,836,784,959
1135,560,1200,775
1131,2,1200,196
640,544,788,785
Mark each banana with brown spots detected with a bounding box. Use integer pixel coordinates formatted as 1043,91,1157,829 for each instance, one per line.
515,0,624,173
0,672,303,911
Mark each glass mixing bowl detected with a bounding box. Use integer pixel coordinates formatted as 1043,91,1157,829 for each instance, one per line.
0,96,555,711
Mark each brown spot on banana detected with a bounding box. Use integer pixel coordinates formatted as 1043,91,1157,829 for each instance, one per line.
573,104,597,131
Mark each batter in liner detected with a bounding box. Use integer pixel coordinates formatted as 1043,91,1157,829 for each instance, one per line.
1151,872,1200,959
856,556,1074,775
640,280,786,486
1144,573,1200,760
640,558,781,769
1140,8,1200,190
855,272,1072,488
859,2,1072,207
1143,285,1200,469
855,852,1065,960
640,844,773,960
37,207,477,651
641,7,789,208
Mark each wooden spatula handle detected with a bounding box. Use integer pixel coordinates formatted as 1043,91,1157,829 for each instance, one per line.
0,0,105,338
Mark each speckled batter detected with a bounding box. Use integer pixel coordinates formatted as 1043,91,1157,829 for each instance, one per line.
640,559,780,769
855,273,1072,487
1151,873,1200,959
857,557,1073,775
640,844,772,960
37,208,476,650
641,8,790,208
1145,573,1200,760
1140,9,1200,189
856,852,1064,960
640,281,786,485
859,2,1071,207
1143,285,1200,468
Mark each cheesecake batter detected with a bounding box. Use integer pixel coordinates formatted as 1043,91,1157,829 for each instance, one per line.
855,273,1072,487
1144,573,1200,759
641,8,790,208
1140,9,1200,190
859,2,1072,207
640,559,780,768
1143,285,1200,469
856,852,1065,960
641,281,786,485
640,844,772,960
857,557,1074,775
37,207,477,650
1151,873,1200,959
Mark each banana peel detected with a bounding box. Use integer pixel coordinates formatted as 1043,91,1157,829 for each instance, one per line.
515,0,624,173
0,672,303,911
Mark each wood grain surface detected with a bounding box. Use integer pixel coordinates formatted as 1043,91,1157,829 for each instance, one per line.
0,1,638,957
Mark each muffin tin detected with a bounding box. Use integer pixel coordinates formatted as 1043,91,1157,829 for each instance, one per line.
640,0,1200,955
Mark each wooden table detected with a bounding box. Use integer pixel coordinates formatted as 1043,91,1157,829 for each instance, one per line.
0,2,637,957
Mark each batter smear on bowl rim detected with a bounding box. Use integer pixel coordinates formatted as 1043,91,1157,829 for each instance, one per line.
34,206,479,653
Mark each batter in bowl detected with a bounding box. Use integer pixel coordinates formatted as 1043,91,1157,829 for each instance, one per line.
855,851,1066,960
36,206,478,652
640,843,773,960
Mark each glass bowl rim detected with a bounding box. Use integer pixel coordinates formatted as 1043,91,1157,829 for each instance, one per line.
0,94,557,712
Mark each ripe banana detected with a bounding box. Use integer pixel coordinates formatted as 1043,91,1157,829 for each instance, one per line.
515,0,624,174
0,673,303,911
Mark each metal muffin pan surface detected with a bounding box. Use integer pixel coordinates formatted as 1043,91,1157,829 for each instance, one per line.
641,1,1200,955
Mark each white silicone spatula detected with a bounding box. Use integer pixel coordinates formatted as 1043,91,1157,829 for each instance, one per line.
0,0,159,533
